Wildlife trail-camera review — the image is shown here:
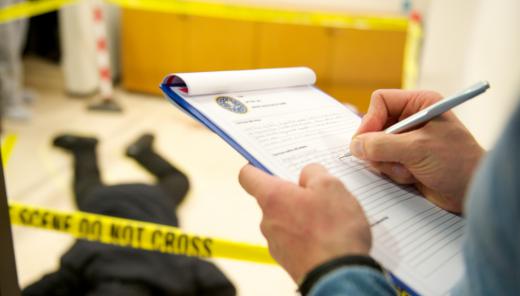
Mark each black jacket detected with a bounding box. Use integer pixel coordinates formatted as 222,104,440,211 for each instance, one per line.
22,184,236,296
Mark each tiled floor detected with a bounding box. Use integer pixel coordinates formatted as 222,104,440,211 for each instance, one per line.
4,57,295,295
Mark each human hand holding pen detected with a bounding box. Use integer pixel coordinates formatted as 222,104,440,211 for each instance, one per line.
342,81,489,157
349,89,485,214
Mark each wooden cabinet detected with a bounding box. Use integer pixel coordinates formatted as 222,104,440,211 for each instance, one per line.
122,8,409,111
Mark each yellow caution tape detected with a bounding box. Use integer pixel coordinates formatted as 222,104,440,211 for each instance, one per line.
108,0,409,31
401,17,423,89
9,201,275,264
1,134,17,167
1,0,409,31
0,0,78,24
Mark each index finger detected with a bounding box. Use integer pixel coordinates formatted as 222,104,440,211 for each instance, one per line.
355,89,443,136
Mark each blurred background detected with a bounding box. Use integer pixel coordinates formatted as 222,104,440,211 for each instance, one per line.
0,0,519,294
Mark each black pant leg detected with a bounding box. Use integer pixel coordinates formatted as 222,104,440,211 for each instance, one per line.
157,174,189,207
72,148,103,209
132,150,189,207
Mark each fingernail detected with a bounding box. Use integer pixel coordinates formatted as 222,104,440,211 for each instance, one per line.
350,137,365,158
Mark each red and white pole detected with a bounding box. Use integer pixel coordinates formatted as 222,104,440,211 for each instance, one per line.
88,0,122,112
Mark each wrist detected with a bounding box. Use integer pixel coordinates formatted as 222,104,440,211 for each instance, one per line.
459,144,486,208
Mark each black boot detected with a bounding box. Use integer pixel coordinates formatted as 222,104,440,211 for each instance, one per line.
126,133,190,207
53,134,98,151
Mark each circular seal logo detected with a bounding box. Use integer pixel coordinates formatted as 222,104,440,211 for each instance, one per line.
215,96,248,114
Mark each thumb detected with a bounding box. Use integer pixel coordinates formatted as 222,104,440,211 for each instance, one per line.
239,164,279,198
350,132,414,163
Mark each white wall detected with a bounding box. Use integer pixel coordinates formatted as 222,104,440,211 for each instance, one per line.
459,0,520,148
419,0,520,149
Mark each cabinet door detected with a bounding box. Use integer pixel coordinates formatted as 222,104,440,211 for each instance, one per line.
184,16,256,72
330,28,406,86
256,22,332,82
122,9,188,94
328,28,406,110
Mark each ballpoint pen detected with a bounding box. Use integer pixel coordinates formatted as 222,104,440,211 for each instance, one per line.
339,81,490,159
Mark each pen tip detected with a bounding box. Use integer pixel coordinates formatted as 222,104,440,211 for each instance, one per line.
339,152,352,159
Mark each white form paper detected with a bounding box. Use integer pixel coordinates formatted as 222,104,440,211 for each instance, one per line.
167,76,463,295
169,67,316,96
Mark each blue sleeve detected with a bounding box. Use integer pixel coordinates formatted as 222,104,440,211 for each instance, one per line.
308,266,396,296
452,103,520,295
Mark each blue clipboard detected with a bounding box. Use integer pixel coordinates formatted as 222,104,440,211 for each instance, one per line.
160,80,421,296
160,83,272,174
